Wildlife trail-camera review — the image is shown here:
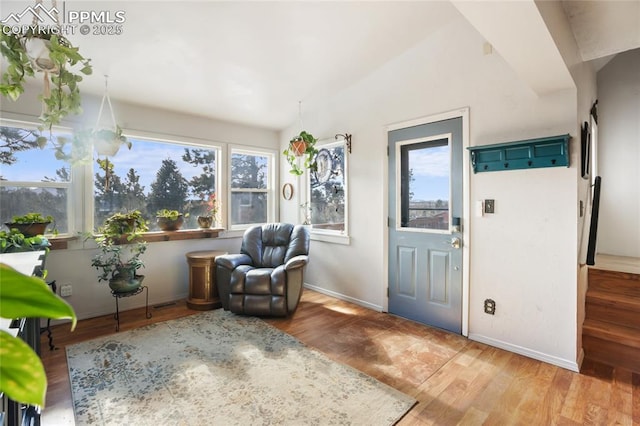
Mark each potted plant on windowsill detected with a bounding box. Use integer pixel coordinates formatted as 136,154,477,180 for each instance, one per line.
4,213,54,237
197,193,217,229
156,209,184,231
283,131,319,176
90,210,148,293
0,229,50,254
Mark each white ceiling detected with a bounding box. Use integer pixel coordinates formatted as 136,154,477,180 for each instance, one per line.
55,1,461,130
3,1,640,131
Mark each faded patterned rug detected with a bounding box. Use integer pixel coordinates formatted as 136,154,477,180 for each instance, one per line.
66,310,416,425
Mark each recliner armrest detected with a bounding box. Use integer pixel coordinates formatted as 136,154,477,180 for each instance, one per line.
284,255,308,271
216,254,253,270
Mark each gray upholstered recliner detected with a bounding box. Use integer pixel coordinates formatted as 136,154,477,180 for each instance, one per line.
216,223,310,316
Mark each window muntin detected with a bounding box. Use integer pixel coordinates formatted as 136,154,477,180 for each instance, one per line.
307,138,348,234
230,149,273,228
93,137,219,231
0,124,72,234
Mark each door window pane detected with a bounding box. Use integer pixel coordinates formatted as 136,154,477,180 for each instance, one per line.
400,138,450,230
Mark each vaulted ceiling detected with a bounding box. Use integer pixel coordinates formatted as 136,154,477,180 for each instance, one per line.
3,1,639,130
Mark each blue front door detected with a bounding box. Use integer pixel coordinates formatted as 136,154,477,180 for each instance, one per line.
388,116,463,334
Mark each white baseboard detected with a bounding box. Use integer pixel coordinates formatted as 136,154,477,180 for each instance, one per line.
303,283,383,312
469,333,580,372
576,347,585,371
51,292,190,325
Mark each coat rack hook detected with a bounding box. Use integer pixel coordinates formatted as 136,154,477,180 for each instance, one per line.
335,133,352,154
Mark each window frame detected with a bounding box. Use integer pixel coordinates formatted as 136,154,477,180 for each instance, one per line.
228,145,277,232
1,119,278,243
305,136,350,245
0,118,78,236
88,129,223,233
396,134,452,235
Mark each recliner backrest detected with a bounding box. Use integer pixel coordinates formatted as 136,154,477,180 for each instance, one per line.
240,223,309,268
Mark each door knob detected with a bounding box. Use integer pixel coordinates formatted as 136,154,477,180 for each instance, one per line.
451,237,461,249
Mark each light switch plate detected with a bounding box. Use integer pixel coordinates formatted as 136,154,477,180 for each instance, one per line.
484,199,495,214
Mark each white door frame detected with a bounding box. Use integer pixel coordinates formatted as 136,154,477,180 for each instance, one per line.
383,107,470,337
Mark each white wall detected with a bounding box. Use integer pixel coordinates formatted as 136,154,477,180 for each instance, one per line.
1,87,279,321
281,14,582,369
537,0,597,370
596,49,640,258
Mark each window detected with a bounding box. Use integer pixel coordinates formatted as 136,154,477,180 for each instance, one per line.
93,137,220,231
307,137,348,235
399,138,450,231
0,123,72,234
2,119,276,240
229,148,274,228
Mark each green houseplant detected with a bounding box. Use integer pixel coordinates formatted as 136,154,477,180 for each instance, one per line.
90,211,148,293
0,264,76,408
4,212,54,237
54,126,131,165
197,193,217,229
0,229,50,253
283,131,319,176
0,28,92,132
156,209,184,231
90,125,131,156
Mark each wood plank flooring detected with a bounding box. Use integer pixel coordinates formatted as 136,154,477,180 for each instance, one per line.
41,289,640,425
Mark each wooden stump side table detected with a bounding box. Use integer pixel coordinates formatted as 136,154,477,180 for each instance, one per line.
185,250,227,310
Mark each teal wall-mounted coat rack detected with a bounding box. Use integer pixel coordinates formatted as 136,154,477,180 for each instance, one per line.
468,134,570,173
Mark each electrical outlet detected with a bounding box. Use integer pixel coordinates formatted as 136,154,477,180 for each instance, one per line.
484,199,495,214
484,299,496,315
60,284,72,297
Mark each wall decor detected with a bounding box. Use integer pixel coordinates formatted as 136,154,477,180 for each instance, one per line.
282,183,294,200
581,121,591,179
467,134,570,173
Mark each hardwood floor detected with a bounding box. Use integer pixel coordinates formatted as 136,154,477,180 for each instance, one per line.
41,289,639,425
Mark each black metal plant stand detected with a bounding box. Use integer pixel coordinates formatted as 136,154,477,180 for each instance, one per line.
111,285,151,331
40,280,58,350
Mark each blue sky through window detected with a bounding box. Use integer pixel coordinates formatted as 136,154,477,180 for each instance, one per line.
409,145,450,202
1,137,212,192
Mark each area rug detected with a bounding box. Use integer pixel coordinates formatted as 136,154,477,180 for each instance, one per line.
66,310,416,425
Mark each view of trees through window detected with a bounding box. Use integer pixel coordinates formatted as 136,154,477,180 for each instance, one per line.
402,140,450,231
230,150,270,226
0,126,71,233
1,123,275,235
94,138,218,231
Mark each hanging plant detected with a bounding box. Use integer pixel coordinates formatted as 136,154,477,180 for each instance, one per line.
0,28,93,132
86,76,131,156
283,130,319,176
92,126,131,156
58,77,132,182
